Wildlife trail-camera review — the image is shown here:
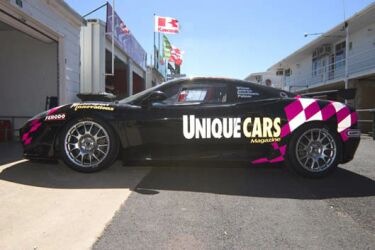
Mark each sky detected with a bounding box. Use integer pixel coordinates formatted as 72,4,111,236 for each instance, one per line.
66,0,374,79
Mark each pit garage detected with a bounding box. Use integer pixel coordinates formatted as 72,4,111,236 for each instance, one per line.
0,20,58,138
104,50,146,98
0,0,83,141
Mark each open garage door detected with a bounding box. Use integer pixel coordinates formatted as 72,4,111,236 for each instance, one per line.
133,72,145,94
0,19,58,141
105,50,128,99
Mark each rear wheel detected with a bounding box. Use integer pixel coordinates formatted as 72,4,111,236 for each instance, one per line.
287,124,342,178
59,118,119,173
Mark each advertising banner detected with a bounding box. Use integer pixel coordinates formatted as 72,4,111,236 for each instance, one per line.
106,3,147,70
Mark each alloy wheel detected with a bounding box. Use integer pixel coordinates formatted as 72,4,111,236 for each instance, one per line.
295,128,337,172
64,121,110,168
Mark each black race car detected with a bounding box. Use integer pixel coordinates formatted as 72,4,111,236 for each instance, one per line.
20,77,360,177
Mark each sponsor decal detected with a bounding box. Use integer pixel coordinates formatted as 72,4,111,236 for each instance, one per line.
47,105,63,115
70,103,114,112
45,113,66,121
236,86,259,98
182,115,281,143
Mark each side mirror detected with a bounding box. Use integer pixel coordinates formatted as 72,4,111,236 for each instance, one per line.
142,91,167,107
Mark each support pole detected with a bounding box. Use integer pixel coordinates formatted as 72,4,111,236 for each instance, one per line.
153,14,156,67
105,0,115,76
344,21,349,104
158,32,161,64
111,0,115,75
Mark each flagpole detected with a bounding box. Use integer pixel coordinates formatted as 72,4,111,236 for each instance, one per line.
158,32,161,66
153,13,156,67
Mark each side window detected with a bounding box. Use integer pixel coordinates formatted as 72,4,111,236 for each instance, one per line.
177,84,228,104
234,84,262,102
158,83,182,105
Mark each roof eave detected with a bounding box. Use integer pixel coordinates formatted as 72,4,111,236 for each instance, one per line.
267,2,375,71
52,0,86,26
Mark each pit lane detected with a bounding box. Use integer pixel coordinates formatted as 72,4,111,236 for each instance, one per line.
0,137,374,249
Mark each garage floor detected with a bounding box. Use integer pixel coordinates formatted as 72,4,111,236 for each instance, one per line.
0,139,375,249
0,142,150,250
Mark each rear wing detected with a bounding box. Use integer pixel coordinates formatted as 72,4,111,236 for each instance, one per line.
301,88,356,101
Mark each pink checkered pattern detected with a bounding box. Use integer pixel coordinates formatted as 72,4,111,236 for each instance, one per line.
281,98,358,141
252,142,286,164
21,106,63,145
251,98,358,164
21,119,42,145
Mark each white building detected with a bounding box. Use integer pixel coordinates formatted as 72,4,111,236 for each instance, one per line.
0,0,83,130
246,69,284,89
246,3,375,131
146,65,165,89
80,19,147,99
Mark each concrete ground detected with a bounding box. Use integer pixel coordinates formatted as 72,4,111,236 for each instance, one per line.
0,138,374,250
0,143,150,250
94,137,375,250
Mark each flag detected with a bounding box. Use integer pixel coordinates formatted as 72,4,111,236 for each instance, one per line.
163,35,172,59
169,46,183,65
155,15,179,34
119,21,130,34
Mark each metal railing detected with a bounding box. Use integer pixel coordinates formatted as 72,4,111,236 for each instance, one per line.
284,46,375,90
356,109,375,140
0,116,32,142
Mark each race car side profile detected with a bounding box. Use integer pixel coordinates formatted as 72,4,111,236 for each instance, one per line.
20,77,361,177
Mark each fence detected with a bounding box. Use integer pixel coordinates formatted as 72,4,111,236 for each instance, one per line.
356,109,375,140
285,46,375,90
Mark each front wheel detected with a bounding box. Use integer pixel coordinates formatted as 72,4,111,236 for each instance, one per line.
287,124,342,178
59,118,119,173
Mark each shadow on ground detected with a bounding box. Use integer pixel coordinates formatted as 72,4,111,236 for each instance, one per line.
1,159,374,200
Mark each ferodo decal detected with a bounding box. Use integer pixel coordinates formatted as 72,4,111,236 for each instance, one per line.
45,113,66,121
70,103,114,112
182,115,281,143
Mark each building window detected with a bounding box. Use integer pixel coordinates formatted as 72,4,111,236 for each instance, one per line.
335,41,346,69
285,69,291,76
276,69,284,76
254,75,262,83
312,58,319,77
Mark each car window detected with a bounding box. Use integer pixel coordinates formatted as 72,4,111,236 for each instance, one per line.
155,82,183,105
176,84,227,104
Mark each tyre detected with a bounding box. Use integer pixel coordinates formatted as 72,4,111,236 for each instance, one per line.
59,118,119,173
286,123,342,178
